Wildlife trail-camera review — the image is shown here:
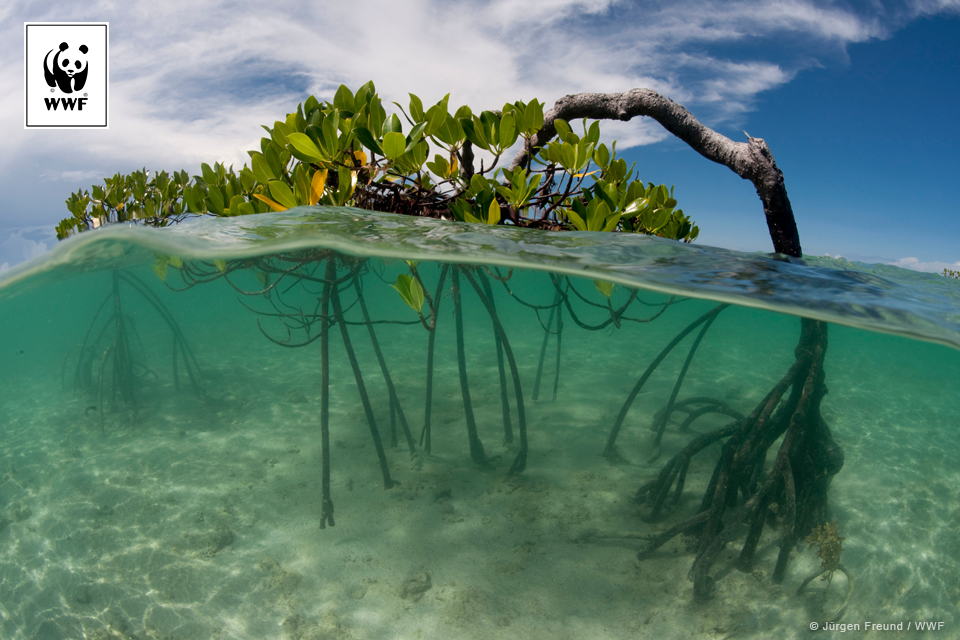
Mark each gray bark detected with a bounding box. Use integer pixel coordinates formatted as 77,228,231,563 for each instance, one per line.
509,88,802,258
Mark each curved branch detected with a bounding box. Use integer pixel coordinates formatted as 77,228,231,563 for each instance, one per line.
509,88,801,257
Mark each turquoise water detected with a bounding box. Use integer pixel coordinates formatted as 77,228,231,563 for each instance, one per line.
1,207,958,639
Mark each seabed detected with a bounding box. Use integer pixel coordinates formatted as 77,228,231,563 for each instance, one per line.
1,210,959,640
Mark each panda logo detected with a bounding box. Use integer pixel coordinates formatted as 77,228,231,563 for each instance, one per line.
44,42,89,94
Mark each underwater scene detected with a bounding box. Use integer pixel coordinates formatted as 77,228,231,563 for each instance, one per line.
1,207,959,640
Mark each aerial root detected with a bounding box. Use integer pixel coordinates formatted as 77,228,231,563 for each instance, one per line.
797,564,854,623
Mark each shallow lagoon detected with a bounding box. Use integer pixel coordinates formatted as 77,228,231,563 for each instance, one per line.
1,208,959,639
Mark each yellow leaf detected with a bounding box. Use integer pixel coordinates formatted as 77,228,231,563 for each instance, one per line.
593,280,614,298
448,150,458,177
353,150,368,166
214,259,227,273
253,193,288,212
572,170,600,178
309,169,328,206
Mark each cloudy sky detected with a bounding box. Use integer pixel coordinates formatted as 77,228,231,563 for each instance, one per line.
2,0,958,272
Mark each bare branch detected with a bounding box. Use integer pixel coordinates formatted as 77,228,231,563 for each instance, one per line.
510,88,802,257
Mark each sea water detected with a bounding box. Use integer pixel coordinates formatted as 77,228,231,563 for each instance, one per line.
0,207,958,640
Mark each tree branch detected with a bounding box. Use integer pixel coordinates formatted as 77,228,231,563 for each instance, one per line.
509,88,801,257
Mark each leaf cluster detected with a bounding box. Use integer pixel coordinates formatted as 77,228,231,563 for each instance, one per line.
57,169,192,239
57,81,698,244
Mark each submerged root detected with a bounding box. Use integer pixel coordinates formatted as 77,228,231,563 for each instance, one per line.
571,528,650,543
798,564,854,623
635,318,845,601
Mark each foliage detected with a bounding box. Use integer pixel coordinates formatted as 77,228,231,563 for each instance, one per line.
57,169,193,239
391,266,425,317
944,268,959,279
57,81,699,244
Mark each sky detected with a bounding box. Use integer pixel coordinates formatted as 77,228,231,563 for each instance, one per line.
1,0,958,273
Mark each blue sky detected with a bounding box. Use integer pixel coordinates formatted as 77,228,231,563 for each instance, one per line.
1,0,958,272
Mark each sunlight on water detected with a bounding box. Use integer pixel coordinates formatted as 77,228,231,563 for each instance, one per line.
1,208,958,639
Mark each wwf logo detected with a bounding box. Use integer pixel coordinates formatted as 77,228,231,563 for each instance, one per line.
25,22,108,128
44,42,89,94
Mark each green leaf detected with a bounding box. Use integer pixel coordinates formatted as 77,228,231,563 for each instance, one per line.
409,93,425,122
182,186,201,212
561,143,577,173
153,260,167,282
391,274,424,314
335,167,357,205
486,198,501,225
353,127,384,156
214,259,227,274
382,131,407,160
460,118,489,150
228,194,246,216
469,174,494,198
354,80,376,106
286,132,326,163
321,116,341,156
403,139,429,171
206,185,224,213
406,122,427,149
587,200,611,232
268,181,298,209
562,207,587,231
585,121,601,145
425,104,447,136
239,167,256,191
426,154,449,177
334,84,355,114
642,207,670,232
271,120,292,148
383,113,402,135
435,113,464,146
499,111,518,150
526,99,544,133
264,143,285,180
594,144,610,169
200,162,216,185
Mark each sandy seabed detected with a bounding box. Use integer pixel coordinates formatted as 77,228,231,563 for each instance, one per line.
1,275,959,640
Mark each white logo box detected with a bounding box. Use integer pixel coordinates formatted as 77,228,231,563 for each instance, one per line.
24,23,109,129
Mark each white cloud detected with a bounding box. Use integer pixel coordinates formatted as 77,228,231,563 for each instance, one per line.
42,170,106,182
888,257,960,273
487,0,618,27
908,0,960,17
1,0,958,268
2,0,927,182
0,226,56,267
